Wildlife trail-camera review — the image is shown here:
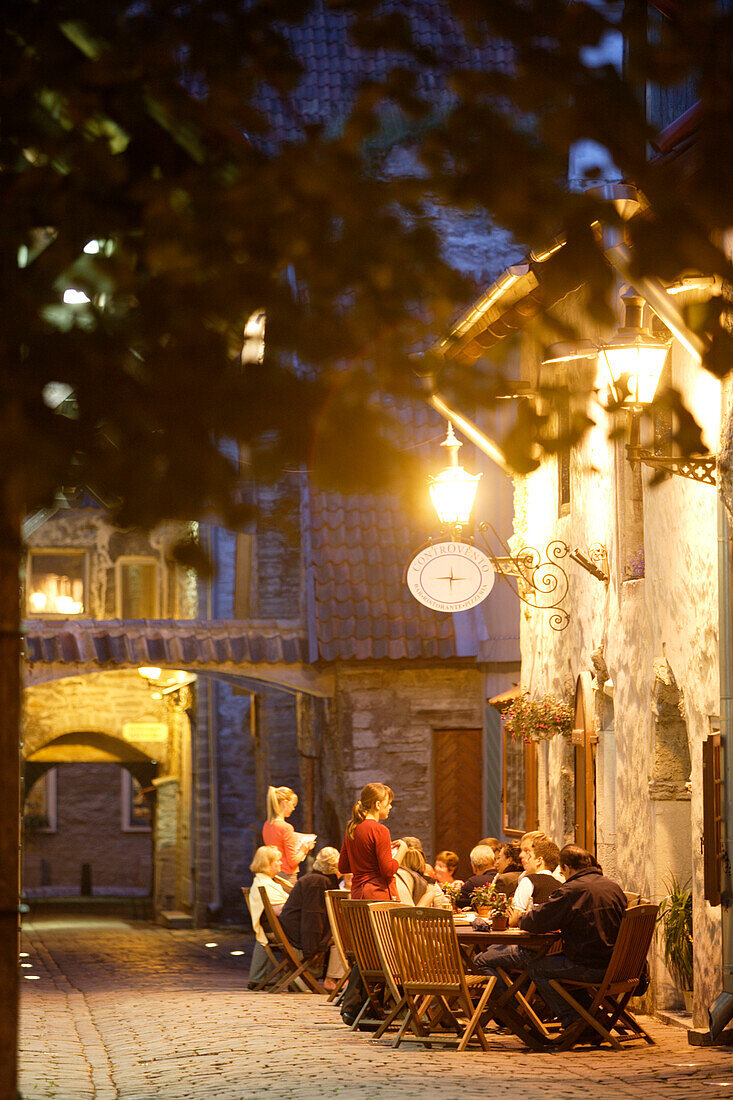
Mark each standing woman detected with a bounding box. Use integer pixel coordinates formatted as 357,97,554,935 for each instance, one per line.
338,782,406,900
262,786,314,884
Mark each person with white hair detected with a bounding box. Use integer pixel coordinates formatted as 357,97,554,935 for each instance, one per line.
278,846,344,991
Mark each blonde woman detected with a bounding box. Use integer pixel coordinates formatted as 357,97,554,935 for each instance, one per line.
395,845,449,908
246,845,290,990
262,785,314,884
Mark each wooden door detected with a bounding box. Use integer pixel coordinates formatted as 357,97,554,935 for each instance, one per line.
572,671,597,855
433,728,483,881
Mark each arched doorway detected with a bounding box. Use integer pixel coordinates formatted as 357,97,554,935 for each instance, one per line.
23,732,157,905
572,671,597,855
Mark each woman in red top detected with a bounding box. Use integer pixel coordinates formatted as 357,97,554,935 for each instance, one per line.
262,786,314,884
338,783,406,900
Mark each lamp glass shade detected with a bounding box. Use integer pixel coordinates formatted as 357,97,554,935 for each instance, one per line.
601,335,669,406
428,465,482,525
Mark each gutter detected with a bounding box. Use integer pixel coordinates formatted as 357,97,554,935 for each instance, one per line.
710,380,733,1039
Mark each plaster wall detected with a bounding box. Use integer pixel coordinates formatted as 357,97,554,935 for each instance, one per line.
517,330,720,1023
25,509,196,619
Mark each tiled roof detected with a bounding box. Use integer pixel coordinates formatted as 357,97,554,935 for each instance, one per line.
257,1,513,145
23,620,307,668
307,399,518,662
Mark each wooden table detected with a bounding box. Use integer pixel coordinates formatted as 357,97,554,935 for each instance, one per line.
454,925,561,1050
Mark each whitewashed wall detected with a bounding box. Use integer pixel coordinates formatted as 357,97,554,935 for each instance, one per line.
515,310,721,1023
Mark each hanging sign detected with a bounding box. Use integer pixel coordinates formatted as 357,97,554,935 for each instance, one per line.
406,540,495,613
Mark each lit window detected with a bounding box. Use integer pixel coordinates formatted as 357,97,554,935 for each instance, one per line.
27,551,86,616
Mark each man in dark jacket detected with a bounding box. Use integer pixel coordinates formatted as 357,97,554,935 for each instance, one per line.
474,845,627,1029
278,846,340,961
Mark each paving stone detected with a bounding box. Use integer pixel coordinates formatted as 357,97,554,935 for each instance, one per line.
16,916,733,1100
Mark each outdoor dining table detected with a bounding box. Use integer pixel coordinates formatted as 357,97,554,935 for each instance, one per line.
454,924,561,1050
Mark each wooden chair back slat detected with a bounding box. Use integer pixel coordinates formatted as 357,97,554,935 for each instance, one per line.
325,890,354,962
324,889,350,971
603,903,658,987
343,899,402,980
258,886,301,968
390,908,462,992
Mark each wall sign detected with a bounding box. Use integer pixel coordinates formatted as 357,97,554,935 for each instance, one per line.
406,540,495,612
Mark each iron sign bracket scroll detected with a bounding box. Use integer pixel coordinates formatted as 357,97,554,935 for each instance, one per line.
475,522,571,632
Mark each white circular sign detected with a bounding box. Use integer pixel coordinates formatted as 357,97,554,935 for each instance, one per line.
406,540,495,612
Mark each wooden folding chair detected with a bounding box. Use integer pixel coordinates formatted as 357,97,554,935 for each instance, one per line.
369,902,437,1041
389,907,494,1051
241,886,291,992
323,890,352,1002
258,886,328,995
548,902,659,1050
341,900,404,1029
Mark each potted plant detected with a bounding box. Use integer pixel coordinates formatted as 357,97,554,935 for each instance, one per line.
657,874,693,1012
441,881,463,910
471,884,511,928
503,690,574,743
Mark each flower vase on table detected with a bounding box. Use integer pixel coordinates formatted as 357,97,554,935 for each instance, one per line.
490,915,509,931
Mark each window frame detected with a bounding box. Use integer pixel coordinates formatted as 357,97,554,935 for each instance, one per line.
115,556,161,619
502,728,538,838
120,770,153,833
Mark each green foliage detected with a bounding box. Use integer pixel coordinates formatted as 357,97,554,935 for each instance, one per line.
657,874,693,992
2,1,733,534
471,883,510,915
503,690,574,742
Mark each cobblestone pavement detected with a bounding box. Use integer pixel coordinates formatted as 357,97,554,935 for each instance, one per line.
16,916,733,1100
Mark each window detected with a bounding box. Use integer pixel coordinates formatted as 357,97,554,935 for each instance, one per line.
233,533,254,619
503,730,538,837
24,768,57,833
116,558,159,618
27,550,86,616
121,771,152,832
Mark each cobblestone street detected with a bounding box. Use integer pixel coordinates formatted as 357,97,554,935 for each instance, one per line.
16,916,733,1100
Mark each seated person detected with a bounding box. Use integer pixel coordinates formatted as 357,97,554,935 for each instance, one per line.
519,830,564,882
492,841,523,899
246,845,290,990
455,844,497,910
395,844,448,907
508,836,560,926
433,849,462,887
278,846,344,990
480,836,502,861
473,845,627,1033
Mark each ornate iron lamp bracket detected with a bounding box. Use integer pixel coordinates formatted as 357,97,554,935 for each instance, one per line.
626,445,717,486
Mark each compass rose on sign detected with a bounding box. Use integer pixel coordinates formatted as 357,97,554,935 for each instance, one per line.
405,540,495,612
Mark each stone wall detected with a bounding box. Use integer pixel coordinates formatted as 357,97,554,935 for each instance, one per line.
324,664,487,858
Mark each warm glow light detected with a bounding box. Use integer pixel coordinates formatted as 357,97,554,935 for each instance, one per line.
601,340,669,406
29,592,47,612
600,292,670,407
428,424,482,525
63,288,90,304
138,667,162,681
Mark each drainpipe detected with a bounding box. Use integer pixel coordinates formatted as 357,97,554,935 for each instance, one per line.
203,524,222,919
710,380,733,1039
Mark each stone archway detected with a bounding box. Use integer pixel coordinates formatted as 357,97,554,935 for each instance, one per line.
22,670,185,916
